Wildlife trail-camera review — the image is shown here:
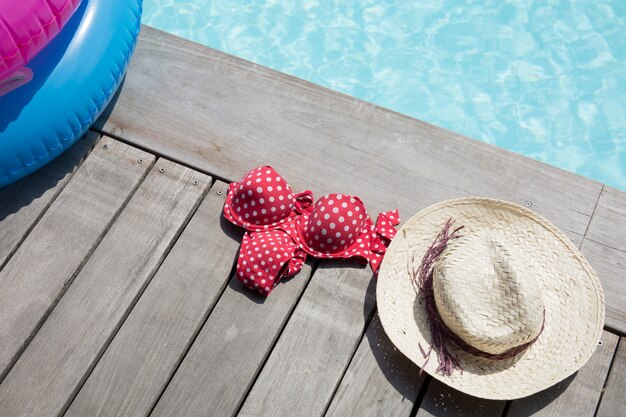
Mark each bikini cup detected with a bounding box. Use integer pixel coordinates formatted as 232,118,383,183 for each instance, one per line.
223,166,314,232
301,193,368,254
292,193,400,275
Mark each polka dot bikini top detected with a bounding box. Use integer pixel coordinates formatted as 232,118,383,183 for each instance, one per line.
223,166,314,231
292,193,399,273
224,166,400,294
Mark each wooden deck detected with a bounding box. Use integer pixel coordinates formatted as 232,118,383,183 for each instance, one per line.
0,25,624,417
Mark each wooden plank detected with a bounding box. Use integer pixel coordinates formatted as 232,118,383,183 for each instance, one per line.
0,160,210,417
150,263,314,417
63,181,239,417
583,241,626,334
98,26,601,242
563,229,584,249
0,137,153,382
581,187,626,334
0,131,98,270
415,380,505,417
596,338,626,417
325,314,426,417
236,262,376,417
506,330,619,417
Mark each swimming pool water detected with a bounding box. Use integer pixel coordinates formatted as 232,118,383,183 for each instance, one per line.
144,0,626,191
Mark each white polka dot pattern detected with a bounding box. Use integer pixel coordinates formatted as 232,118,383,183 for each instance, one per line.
237,229,306,296
289,194,400,276
224,166,400,296
303,194,366,253
223,166,314,232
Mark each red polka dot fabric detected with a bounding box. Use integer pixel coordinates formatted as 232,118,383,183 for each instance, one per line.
224,166,399,296
237,230,307,296
223,166,314,232
288,194,400,274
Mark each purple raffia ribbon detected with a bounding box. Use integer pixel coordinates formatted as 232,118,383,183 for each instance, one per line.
411,218,545,377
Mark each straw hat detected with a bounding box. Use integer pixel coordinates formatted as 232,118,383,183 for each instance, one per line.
377,198,604,400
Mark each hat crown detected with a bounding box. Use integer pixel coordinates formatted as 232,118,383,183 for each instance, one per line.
432,231,544,355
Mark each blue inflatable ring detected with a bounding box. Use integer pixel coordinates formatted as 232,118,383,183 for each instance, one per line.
0,0,142,187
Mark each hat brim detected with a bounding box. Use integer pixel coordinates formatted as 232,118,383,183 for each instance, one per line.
377,198,605,400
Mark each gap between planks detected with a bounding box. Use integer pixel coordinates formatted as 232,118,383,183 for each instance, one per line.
63,181,244,417
0,159,210,417
0,137,155,384
0,132,100,272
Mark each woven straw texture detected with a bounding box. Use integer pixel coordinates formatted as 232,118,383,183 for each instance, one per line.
377,198,605,400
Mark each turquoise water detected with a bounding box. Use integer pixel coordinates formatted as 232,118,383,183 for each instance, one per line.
144,0,626,190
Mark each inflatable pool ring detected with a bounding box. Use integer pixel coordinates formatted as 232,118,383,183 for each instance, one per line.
0,0,143,187
0,0,82,93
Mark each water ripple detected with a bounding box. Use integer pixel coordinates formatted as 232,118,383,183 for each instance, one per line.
144,0,626,190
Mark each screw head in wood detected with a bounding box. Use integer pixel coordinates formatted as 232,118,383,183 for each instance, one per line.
137,158,143,164
159,167,165,173
192,180,199,186
524,201,532,208
598,340,604,347
102,144,108,150
217,189,224,195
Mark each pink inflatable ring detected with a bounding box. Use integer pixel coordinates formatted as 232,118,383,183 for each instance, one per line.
0,0,81,93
